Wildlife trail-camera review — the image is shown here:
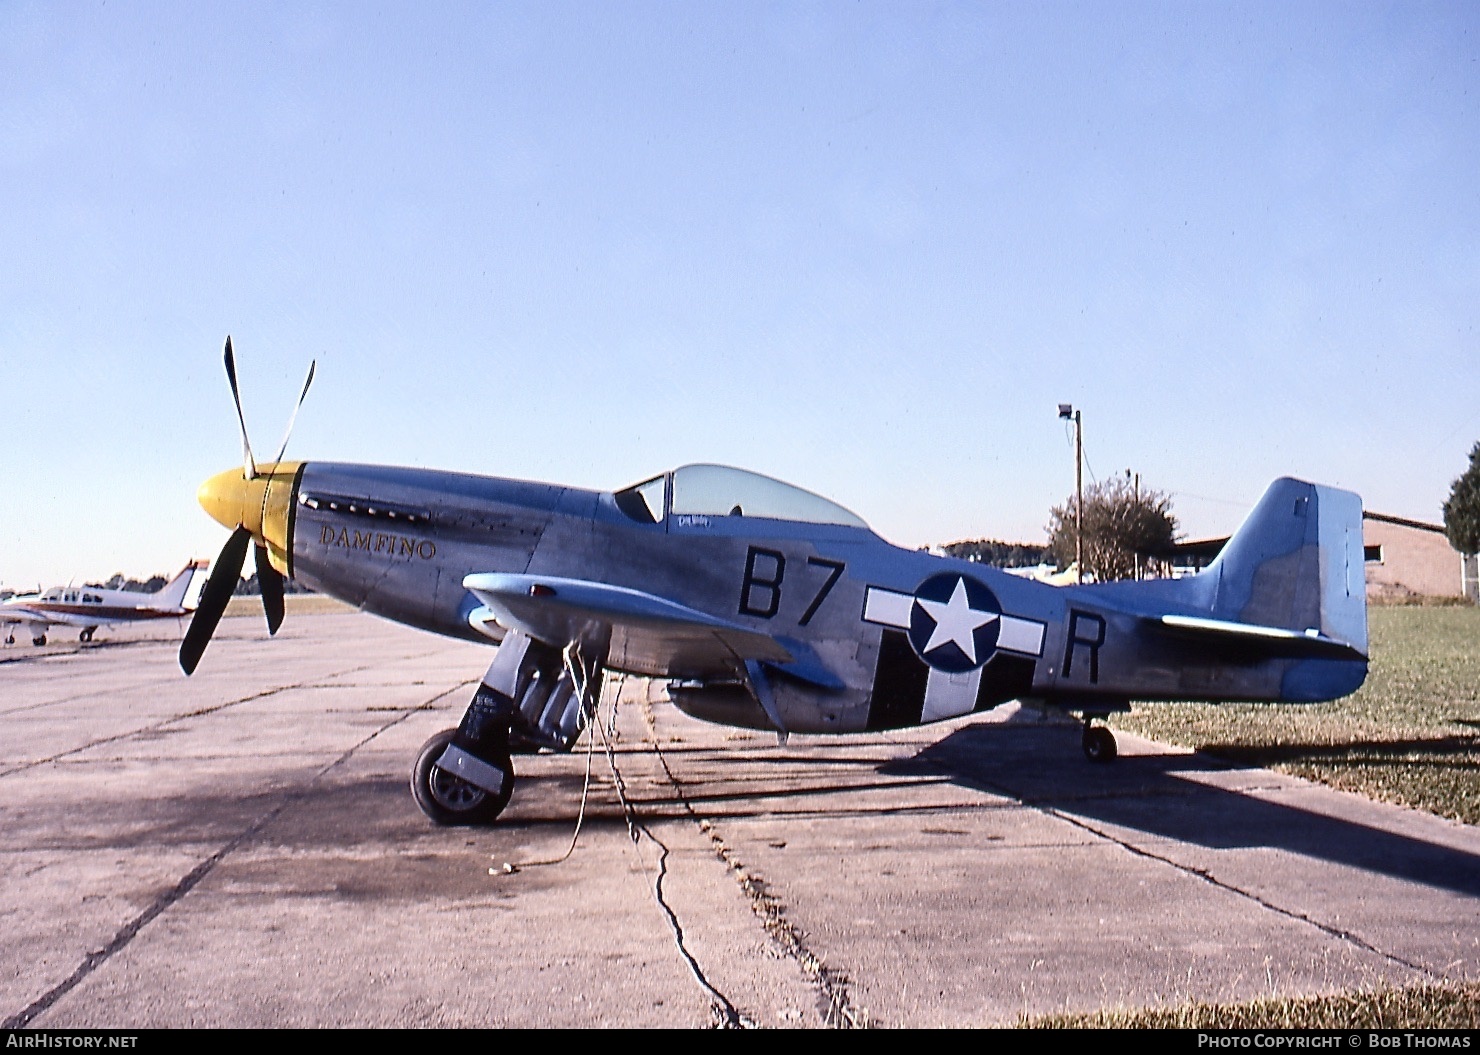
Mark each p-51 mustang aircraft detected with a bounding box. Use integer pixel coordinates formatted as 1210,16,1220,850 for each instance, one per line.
182,340,1368,825
3,561,207,645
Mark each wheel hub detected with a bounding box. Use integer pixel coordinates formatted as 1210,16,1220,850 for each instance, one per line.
429,765,487,812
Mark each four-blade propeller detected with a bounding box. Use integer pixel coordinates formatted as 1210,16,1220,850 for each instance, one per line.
179,338,314,675
179,526,252,675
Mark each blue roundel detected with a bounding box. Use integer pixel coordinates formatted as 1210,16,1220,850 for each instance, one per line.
907,573,1002,673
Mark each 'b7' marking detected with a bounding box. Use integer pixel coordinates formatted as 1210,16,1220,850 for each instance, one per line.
738,546,846,625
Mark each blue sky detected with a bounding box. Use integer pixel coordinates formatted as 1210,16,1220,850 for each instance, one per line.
3,1,1478,588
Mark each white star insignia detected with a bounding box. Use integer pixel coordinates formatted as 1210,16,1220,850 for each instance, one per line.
916,577,998,663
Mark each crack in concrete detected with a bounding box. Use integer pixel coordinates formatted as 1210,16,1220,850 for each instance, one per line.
637,686,870,1029
0,636,173,667
1041,803,1442,980
593,691,754,1028
0,672,187,718
0,684,299,778
2,682,464,1027
952,750,1451,983
0,661,401,779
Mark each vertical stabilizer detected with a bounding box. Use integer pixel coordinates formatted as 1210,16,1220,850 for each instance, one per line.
1207,478,1367,655
150,560,210,612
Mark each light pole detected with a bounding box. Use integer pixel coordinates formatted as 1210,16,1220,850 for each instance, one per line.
1127,468,1141,581
1058,404,1083,584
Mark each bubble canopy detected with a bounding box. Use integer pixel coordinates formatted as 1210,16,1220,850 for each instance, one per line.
614,464,868,529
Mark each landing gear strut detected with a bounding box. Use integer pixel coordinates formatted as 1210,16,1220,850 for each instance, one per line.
1081,718,1118,763
409,630,603,826
412,679,518,826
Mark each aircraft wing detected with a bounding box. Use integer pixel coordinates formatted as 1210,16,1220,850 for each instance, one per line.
0,605,50,629
2,606,116,630
462,572,796,680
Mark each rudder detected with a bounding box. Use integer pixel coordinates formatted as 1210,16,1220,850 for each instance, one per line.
1207,478,1367,657
149,560,210,612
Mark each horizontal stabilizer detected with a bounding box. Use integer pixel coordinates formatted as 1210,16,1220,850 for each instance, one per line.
1156,613,1367,661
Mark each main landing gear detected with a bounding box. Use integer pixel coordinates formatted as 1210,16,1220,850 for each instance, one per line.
32,633,46,647
1081,718,1118,763
412,727,513,825
410,630,602,826
79,627,95,643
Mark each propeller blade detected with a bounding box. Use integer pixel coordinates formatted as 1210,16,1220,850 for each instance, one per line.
256,543,285,636
268,359,316,467
179,527,251,675
223,336,257,480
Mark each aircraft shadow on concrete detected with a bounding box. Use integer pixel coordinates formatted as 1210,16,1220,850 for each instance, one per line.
44,717,1471,903
883,721,1480,899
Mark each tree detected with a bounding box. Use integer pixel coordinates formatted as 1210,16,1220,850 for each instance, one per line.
939,539,1049,568
1443,441,1480,555
235,570,314,595
1047,476,1177,582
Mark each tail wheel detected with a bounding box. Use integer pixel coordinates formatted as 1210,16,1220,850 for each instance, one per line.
1082,724,1118,763
411,728,514,825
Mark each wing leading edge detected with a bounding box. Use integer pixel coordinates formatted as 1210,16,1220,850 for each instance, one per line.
462,572,805,681
0,605,49,629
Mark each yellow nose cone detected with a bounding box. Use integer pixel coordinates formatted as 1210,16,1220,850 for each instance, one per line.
197,462,304,576
198,467,250,532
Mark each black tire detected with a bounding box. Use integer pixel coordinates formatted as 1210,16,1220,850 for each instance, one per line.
411,728,514,825
1082,725,1118,763
32,634,46,647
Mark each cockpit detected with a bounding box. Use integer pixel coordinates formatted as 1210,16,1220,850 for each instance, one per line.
40,588,103,604
613,464,868,529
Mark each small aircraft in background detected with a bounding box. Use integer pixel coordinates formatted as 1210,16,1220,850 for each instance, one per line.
181,339,1369,826
2,561,208,645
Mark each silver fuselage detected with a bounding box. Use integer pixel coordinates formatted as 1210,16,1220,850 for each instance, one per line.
283,463,1366,736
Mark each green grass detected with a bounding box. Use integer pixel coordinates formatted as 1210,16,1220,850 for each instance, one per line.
1024,980,1480,1029
223,593,355,617
1115,606,1480,826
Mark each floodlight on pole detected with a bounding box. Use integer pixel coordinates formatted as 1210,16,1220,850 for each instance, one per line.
1058,404,1083,584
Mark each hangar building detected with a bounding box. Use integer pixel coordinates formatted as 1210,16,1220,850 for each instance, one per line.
1164,511,1476,604
1362,512,1478,605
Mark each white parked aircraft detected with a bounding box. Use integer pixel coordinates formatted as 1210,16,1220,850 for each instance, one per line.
1,561,208,645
